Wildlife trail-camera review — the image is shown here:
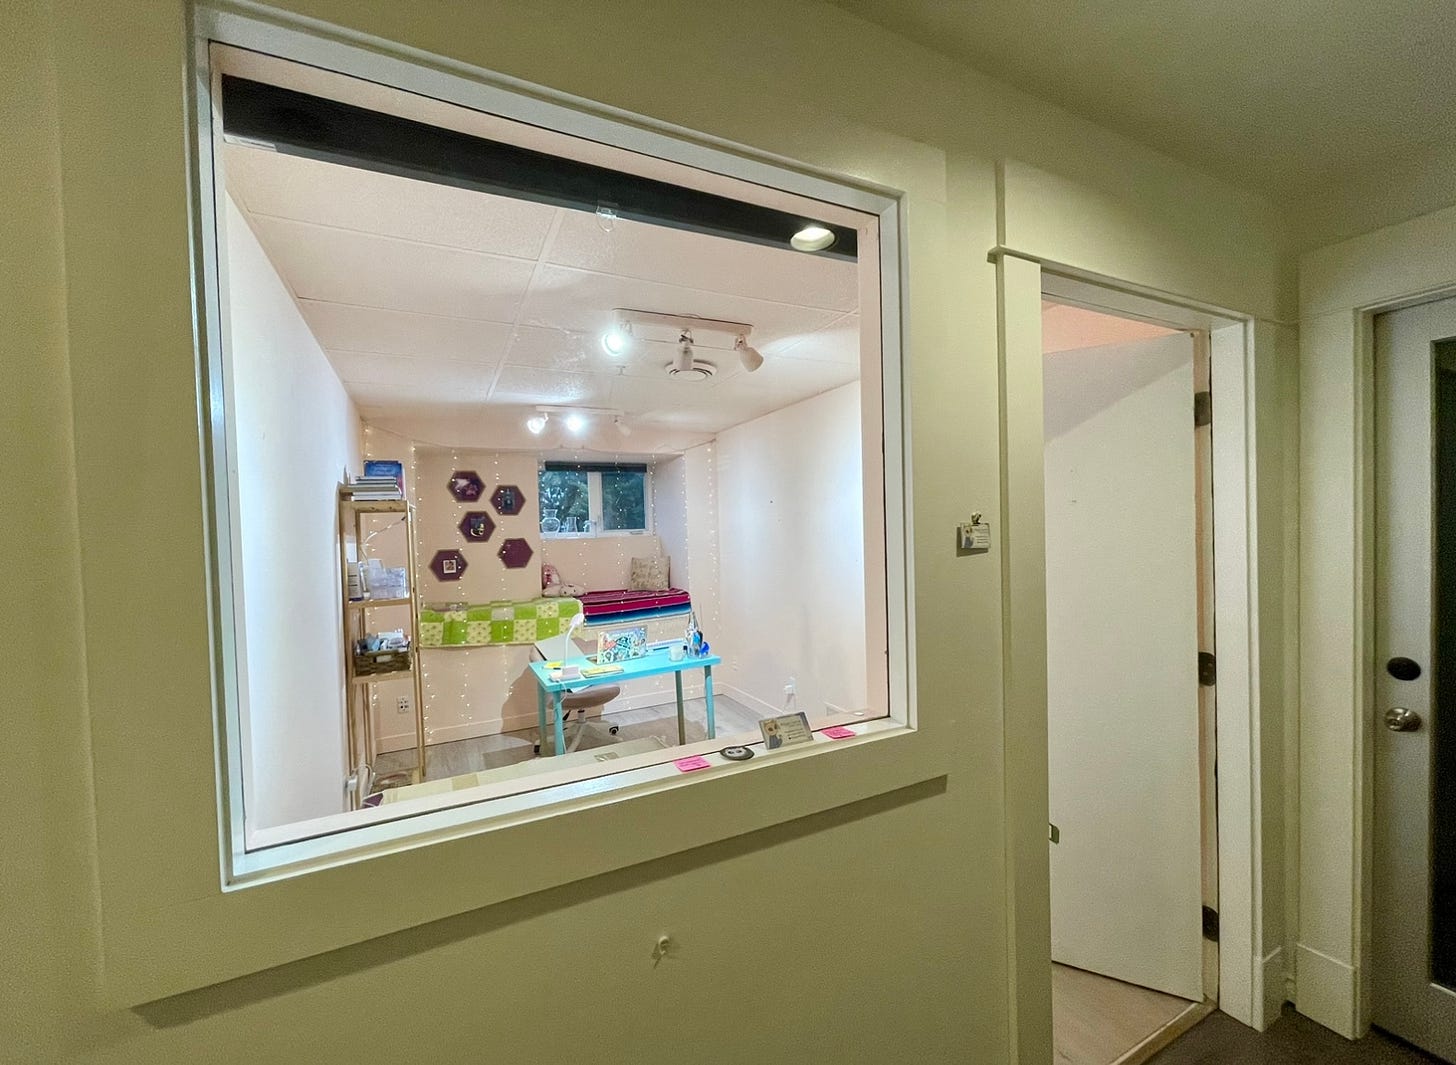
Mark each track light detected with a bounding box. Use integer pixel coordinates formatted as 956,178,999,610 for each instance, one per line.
525,412,548,435
601,324,631,356
564,412,586,433
734,335,764,372
674,330,695,374
790,223,836,252
614,415,632,438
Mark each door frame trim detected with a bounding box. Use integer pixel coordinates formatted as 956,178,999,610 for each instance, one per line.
997,246,1278,1057
1299,205,1456,1038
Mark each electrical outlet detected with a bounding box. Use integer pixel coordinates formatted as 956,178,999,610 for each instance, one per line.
396,696,412,714
784,677,797,697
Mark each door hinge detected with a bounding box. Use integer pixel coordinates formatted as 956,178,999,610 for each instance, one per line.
1199,651,1217,686
1194,390,1213,427
1202,905,1220,942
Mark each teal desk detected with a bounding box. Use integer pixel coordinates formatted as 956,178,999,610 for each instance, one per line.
528,646,722,756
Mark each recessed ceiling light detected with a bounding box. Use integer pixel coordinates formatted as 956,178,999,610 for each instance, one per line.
602,326,630,356
790,224,835,252
564,412,586,433
525,413,548,435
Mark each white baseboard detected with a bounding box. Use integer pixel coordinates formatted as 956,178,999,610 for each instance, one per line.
1260,946,1287,1028
1295,942,1359,1039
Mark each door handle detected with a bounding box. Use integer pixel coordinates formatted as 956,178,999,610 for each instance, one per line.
1385,707,1423,732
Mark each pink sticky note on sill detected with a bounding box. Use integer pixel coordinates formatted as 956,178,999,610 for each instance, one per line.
822,726,857,739
674,756,712,772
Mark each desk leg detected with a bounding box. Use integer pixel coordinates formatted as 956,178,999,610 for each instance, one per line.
551,692,566,757
704,665,716,739
674,672,686,745
536,686,546,754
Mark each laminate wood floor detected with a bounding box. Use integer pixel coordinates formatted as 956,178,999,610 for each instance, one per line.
374,695,765,782
1054,964,1198,1065
1146,1006,1443,1065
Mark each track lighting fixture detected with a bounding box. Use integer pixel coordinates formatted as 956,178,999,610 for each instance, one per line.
601,324,631,356
564,412,586,433
674,330,695,374
734,335,764,372
525,412,548,435
614,415,632,438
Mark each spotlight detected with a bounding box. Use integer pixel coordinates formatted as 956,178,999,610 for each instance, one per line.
790,223,836,252
525,413,548,435
734,335,764,372
564,412,586,433
674,330,695,374
601,325,630,356
614,416,632,438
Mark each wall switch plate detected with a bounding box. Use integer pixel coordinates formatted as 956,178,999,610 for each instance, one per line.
396,696,412,714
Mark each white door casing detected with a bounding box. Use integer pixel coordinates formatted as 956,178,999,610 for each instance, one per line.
1044,330,1206,1001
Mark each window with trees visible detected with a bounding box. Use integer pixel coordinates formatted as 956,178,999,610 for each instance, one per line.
539,463,650,538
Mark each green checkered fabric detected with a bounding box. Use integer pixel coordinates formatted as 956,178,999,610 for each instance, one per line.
418,597,581,647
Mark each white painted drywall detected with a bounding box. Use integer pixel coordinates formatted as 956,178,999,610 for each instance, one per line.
715,382,867,715
226,195,361,831
1043,331,1204,1001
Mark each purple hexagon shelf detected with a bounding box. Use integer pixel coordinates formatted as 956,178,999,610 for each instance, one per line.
448,470,484,502
429,549,468,581
497,537,533,569
491,483,526,516
459,510,495,543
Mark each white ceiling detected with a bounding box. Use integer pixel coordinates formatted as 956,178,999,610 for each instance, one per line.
223,144,860,454
829,0,1456,210
1042,302,1178,356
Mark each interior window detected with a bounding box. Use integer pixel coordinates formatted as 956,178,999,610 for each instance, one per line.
208,49,892,851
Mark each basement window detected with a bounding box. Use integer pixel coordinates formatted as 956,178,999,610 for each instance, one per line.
539,463,651,538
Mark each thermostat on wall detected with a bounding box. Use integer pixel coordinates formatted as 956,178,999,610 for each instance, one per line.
958,514,991,554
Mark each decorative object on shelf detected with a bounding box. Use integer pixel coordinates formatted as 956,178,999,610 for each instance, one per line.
430,548,468,581
498,537,534,569
491,483,526,516
540,507,561,533
363,458,405,495
459,510,495,543
448,470,484,502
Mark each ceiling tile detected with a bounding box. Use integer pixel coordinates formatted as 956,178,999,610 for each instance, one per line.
225,144,558,259
546,211,858,311
488,364,614,407
515,264,843,342
763,314,860,365
248,215,535,322
327,350,497,395
300,301,513,362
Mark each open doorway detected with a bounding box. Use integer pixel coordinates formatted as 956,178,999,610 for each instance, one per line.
1041,294,1219,1064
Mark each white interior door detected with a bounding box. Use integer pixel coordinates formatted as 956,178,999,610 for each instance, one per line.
1043,330,1205,1002
1373,297,1456,1060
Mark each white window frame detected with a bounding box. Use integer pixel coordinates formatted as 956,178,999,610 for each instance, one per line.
539,465,654,540
73,3,945,1007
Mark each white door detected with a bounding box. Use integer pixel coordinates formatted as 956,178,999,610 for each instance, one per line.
1043,330,1206,1002
1373,296,1456,1060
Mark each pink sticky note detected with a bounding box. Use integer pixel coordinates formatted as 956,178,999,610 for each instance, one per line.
674,756,712,772
822,726,857,739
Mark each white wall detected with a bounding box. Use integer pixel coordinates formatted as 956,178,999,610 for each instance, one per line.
716,383,866,715
652,454,690,590
226,195,361,831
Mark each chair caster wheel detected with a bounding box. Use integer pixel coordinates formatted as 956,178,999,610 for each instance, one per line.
609,725,619,735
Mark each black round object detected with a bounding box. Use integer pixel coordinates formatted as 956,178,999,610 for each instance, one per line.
1388,656,1422,681
719,745,754,761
